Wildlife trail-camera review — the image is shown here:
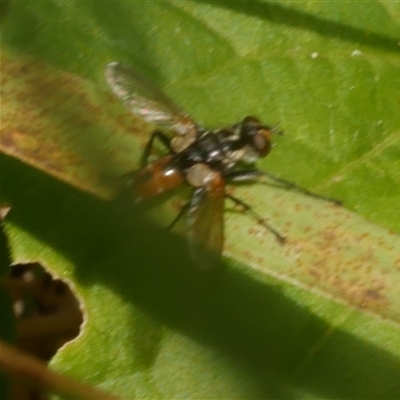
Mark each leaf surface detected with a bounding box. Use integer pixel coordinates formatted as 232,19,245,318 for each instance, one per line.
1,1,400,398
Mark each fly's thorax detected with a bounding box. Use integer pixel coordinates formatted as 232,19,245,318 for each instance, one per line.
213,127,241,151
212,126,259,168
186,163,220,188
194,129,239,166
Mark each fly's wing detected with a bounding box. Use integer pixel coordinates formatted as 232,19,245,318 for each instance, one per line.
187,177,225,270
105,62,197,137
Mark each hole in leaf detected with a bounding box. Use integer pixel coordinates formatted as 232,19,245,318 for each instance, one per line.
1,259,84,399
6,262,83,361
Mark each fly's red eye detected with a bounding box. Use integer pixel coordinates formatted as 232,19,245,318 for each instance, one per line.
253,129,272,156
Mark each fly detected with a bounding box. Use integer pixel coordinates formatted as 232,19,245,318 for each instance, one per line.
105,62,340,270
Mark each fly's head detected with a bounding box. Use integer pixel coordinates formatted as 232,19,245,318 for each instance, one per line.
240,116,274,162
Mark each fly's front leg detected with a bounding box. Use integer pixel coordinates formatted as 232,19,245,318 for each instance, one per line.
259,171,342,205
226,169,341,205
225,169,265,183
141,130,172,167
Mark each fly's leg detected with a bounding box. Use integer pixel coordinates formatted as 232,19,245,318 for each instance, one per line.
225,193,286,244
165,202,190,231
261,171,342,204
225,170,265,182
225,168,341,243
141,130,172,167
120,130,172,186
226,169,341,205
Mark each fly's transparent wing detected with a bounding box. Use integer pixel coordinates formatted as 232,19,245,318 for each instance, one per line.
105,62,196,137
187,177,225,270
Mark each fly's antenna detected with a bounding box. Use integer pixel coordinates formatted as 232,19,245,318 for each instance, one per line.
270,124,284,136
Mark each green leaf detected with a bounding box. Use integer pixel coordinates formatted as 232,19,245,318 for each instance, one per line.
0,209,15,398
1,1,400,398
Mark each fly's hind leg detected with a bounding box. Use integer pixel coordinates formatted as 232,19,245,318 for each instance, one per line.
165,202,190,231
141,130,173,167
119,130,172,187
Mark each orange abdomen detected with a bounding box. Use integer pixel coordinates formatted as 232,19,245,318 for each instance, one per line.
132,156,185,202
